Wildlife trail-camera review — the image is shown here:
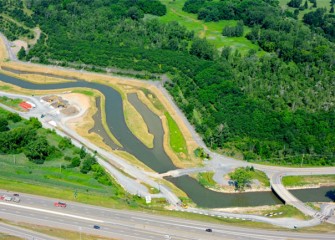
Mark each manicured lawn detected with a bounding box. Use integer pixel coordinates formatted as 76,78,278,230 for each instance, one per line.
165,112,187,154
158,0,259,54
72,89,95,96
250,170,270,187
282,175,335,187
198,172,216,188
0,96,23,111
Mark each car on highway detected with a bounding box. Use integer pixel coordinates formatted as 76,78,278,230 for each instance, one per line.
4,196,12,201
205,228,212,232
93,225,100,229
54,202,67,208
13,193,19,197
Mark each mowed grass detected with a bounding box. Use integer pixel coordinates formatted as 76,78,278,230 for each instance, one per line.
249,170,270,187
279,0,331,19
0,96,23,111
282,175,335,187
198,172,216,188
158,0,259,54
72,89,95,96
165,112,187,154
0,153,123,199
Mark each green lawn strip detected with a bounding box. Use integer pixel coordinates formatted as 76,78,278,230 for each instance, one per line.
249,170,270,187
0,96,23,111
165,111,187,154
282,175,335,187
197,172,216,188
72,89,95,96
263,205,310,220
158,0,259,53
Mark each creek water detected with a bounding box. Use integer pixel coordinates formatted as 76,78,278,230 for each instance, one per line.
0,70,333,208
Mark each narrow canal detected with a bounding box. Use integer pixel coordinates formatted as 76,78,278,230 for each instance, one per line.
0,70,333,208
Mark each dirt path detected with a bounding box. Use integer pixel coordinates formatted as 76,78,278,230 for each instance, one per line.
170,8,208,38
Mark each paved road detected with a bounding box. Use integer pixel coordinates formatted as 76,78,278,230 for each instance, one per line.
0,221,59,240
0,191,334,240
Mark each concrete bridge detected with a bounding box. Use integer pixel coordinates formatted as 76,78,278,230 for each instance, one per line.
270,170,335,223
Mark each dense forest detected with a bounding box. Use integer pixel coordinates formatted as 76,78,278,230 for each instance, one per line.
1,0,334,165
0,107,112,185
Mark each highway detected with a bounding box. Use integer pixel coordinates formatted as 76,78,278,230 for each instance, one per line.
0,221,59,240
0,191,334,240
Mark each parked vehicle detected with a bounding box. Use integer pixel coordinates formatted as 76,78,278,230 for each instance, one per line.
93,225,100,229
205,228,212,232
54,202,67,207
13,193,19,197
13,197,20,203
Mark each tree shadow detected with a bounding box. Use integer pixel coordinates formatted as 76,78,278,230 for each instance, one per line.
325,190,335,201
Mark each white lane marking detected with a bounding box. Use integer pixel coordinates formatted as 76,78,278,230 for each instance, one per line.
131,217,286,240
0,202,104,223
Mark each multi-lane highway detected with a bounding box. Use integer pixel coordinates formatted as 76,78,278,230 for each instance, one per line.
0,190,334,240
0,221,59,240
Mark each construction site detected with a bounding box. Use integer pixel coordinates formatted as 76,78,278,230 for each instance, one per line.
41,95,79,116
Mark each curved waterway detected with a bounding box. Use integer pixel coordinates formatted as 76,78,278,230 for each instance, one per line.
0,71,333,208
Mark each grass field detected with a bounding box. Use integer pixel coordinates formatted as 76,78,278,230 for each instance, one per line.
197,172,216,188
250,170,270,187
282,175,335,187
165,111,187,155
0,96,23,111
158,0,259,54
279,0,331,19
263,205,310,220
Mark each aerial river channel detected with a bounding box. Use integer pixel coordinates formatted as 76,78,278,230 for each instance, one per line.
0,70,334,208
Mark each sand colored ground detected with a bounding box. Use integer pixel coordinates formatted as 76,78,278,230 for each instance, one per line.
123,99,154,149
0,37,8,62
11,40,28,56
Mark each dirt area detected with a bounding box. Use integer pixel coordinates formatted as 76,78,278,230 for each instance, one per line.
59,91,120,154
11,40,28,56
123,95,154,149
0,37,8,61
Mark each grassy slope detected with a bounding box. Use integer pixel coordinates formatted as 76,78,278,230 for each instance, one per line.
197,172,216,187
250,170,270,187
165,111,187,154
282,175,335,187
158,0,259,53
0,96,23,111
